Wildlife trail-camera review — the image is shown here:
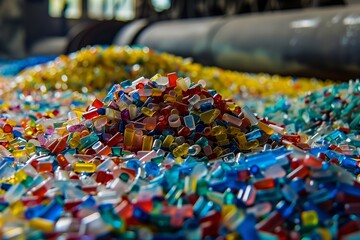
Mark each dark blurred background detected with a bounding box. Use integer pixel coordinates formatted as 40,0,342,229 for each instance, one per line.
1,0,360,80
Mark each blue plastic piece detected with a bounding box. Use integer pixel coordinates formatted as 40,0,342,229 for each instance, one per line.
324,130,346,142
225,170,239,180
249,165,262,178
0,162,16,179
12,130,22,138
237,214,258,240
245,152,277,170
245,129,262,141
338,183,360,197
308,188,338,204
195,124,205,133
78,196,96,209
120,80,132,89
289,178,306,192
276,201,294,218
40,200,63,221
194,198,214,218
200,102,212,112
145,162,160,177
97,108,106,115
270,133,282,143
184,115,196,130
120,93,133,105
132,92,140,101
162,129,175,136
133,207,150,222
25,204,47,219
126,159,141,173
326,150,358,172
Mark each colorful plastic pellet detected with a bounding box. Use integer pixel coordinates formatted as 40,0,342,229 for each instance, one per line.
25,142,36,155
73,163,96,173
301,210,319,227
124,128,135,149
162,135,174,148
242,106,259,125
172,143,190,158
184,115,196,130
200,109,221,124
168,114,181,128
142,136,153,151
4,184,26,202
222,113,242,126
141,107,155,117
29,218,55,232
37,162,53,173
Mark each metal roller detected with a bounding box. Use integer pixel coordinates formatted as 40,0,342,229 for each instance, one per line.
127,5,360,80
211,6,360,80
135,17,226,66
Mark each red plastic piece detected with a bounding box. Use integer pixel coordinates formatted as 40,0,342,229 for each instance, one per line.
136,83,144,89
56,154,69,169
83,108,100,120
156,121,167,131
167,72,178,87
303,154,323,169
338,220,360,238
37,162,53,173
22,196,44,206
134,199,153,213
281,134,301,144
92,98,104,108
178,126,191,137
30,183,48,197
241,118,251,128
213,94,222,104
106,132,123,147
0,123,13,133
47,139,59,152
95,171,114,184
256,211,285,232
64,199,83,211
254,178,275,190
84,148,96,155
237,170,250,181
172,102,189,115
200,211,221,238
274,226,289,240
82,185,98,195
52,138,68,154
287,165,309,180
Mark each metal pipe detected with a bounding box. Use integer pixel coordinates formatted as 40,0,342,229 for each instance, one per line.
135,17,227,66
132,6,360,80
211,5,360,80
